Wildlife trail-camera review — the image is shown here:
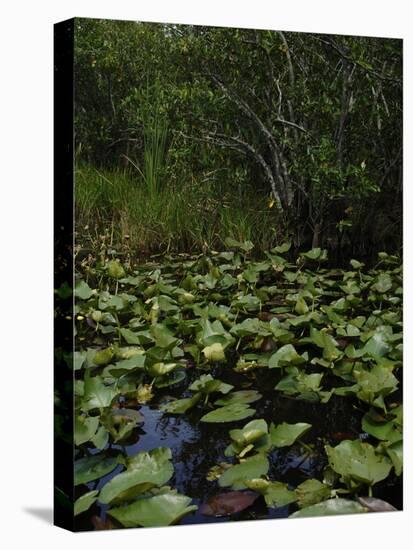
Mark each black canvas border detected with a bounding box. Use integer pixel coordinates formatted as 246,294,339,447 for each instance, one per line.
54,18,75,531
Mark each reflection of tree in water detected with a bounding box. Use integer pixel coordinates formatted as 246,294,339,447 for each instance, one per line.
170,423,229,499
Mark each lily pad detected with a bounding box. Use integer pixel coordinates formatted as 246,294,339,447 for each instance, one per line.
295,479,331,508
99,447,174,504
290,498,367,518
189,374,233,395
200,403,255,423
218,454,269,489
357,496,397,512
74,490,99,516
75,455,119,486
108,490,197,527
268,344,306,369
270,422,312,448
160,393,202,414
325,440,393,486
200,491,258,517
214,390,262,406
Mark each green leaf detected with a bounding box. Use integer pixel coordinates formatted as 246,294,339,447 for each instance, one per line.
272,242,291,254
119,328,147,345
146,362,179,377
268,344,305,369
263,481,297,508
200,403,255,423
74,490,98,516
218,455,269,489
150,324,180,349
189,374,233,395
160,393,202,414
309,327,340,361
202,342,226,362
107,260,126,279
75,280,94,300
82,374,118,411
214,390,262,406
108,490,197,527
361,413,402,443
326,440,392,486
229,419,268,448
75,455,119,486
290,498,367,518
373,273,392,293
270,422,312,447
74,415,99,446
296,479,331,508
99,447,174,504
245,478,297,507
93,347,114,366
386,440,402,475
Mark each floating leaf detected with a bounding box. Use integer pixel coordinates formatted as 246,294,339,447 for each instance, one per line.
189,374,233,395
202,342,226,362
200,491,258,517
386,440,403,475
75,280,94,300
74,490,98,516
263,482,297,508
214,390,262,406
74,415,99,446
296,479,331,508
82,374,118,411
107,260,126,279
268,344,305,369
99,447,174,504
326,440,392,486
270,422,312,448
218,455,269,489
108,490,197,527
357,496,397,512
225,419,268,456
160,393,202,414
200,403,255,423
75,455,119,486
93,347,114,366
290,498,367,518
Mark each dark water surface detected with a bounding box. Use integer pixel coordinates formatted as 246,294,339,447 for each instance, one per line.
75,365,402,530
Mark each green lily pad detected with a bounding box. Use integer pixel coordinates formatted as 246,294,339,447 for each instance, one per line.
202,342,226,362
268,344,306,369
81,373,118,411
75,280,94,300
108,490,197,527
228,419,268,450
295,479,331,508
200,403,255,423
270,422,312,448
290,498,367,518
189,374,233,395
218,454,269,489
99,447,174,504
245,479,297,508
75,455,119,486
214,390,262,406
160,393,202,414
74,490,99,516
386,440,402,475
361,412,402,443
326,440,393,486
74,415,100,446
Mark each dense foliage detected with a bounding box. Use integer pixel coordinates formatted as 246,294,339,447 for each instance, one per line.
55,241,402,528
74,19,402,259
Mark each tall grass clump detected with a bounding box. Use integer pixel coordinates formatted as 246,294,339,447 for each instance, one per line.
75,164,284,257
